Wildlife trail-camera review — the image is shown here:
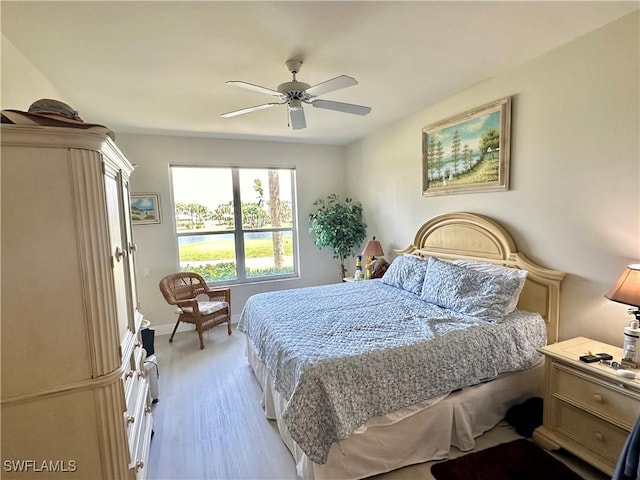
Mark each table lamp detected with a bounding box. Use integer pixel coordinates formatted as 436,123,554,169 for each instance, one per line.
362,236,384,279
605,264,640,366
606,264,640,319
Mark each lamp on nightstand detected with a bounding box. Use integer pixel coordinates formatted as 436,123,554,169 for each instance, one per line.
605,264,640,367
606,264,640,319
362,236,384,279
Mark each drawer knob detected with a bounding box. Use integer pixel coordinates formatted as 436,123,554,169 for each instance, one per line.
593,393,604,403
594,431,605,442
126,415,135,425
135,460,144,471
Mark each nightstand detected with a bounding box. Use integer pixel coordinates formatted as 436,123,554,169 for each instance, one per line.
533,336,640,475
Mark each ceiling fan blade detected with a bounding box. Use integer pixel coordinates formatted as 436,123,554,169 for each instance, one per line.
311,99,371,116
225,81,282,97
289,107,306,130
305,75,358,97
221,103,281,118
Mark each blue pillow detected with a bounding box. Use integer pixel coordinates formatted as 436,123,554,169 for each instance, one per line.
452,259,527,314
381,255,428,295
420,257,521,320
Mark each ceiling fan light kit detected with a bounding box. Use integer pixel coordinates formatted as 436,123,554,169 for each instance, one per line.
222,59,371,130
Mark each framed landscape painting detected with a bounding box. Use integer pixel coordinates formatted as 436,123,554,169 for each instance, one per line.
131,193,161,225
422,97,511,196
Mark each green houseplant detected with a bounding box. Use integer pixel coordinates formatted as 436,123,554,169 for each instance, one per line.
308,194,367,279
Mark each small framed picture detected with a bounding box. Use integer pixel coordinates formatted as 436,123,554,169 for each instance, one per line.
131,193,161,225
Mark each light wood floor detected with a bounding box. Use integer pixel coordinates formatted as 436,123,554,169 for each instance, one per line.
147,325,610,480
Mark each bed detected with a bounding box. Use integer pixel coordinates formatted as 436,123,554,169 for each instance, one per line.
238,212,565,479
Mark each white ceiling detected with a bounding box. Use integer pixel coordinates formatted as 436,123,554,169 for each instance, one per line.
2,1,638,145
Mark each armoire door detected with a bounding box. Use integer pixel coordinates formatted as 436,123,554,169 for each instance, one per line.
120,175,140,319
104,162,136,349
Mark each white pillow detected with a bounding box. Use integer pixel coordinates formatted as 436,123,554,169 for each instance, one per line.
452,259,527,314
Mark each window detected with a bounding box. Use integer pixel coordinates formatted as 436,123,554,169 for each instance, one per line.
170,166,298,284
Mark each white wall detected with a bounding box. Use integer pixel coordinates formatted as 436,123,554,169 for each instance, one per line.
1,35,66,110
115,134,347,331
346,12,640,346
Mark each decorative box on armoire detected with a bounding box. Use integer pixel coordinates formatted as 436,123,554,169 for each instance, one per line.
1,123,153,479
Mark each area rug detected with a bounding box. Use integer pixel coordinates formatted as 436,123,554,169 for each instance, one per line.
430,439,584,480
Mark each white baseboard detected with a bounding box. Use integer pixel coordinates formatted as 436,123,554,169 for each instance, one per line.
150,313,241,337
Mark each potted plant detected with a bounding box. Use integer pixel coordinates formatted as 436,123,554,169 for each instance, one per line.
308,194,367,279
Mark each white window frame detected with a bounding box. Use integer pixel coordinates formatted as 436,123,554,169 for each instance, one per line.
170,165,299,285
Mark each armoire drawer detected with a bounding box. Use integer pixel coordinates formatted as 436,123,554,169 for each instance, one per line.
126,379,150,460
133,403,154,479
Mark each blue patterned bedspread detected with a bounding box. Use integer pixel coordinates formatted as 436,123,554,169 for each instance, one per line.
238,279,546,464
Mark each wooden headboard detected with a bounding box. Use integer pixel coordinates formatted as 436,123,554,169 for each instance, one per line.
396,212,566,344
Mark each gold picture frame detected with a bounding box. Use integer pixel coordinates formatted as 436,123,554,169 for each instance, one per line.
422,97,511,196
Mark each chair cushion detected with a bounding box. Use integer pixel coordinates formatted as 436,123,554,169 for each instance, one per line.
176,301,228,315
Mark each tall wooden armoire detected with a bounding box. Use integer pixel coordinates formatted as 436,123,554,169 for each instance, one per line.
1,124,153,479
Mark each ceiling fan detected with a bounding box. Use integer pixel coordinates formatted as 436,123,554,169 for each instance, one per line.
221,59,371,130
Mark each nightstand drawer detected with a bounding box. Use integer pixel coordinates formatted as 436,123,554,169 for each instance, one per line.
556,401,628,464
555,366,639,427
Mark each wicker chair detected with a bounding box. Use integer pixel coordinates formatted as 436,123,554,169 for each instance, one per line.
159,272,231,350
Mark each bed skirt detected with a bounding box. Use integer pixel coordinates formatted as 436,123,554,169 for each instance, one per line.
244,336,543,480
